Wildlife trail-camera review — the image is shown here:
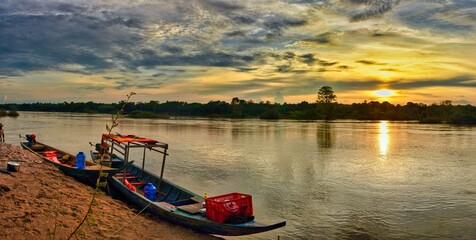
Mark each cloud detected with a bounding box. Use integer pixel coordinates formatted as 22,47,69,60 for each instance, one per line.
389,75,476,89
349,0,401,22
261,17,309,39
201,0,245,12
1,0,476,104
395,1,476,34
356,60,387,65
304,32,338,44
231,15,257,24
379,68,401,72
234,67,259,72
330,0,401,22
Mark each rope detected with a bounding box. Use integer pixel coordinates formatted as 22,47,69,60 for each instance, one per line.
106,201,153,240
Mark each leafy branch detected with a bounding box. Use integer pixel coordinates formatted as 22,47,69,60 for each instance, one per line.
68,92,136,239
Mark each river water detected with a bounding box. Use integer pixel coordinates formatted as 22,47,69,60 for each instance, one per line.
2,112,476,239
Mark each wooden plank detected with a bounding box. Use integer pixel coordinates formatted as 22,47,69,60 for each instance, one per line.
157,202,177,212
177,203,203,214
129,181,147,186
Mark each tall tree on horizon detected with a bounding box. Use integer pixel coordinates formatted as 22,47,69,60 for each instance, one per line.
317,86,337,120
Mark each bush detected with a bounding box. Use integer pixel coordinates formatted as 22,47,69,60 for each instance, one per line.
260,108,281,119
449,113,476,125
127,110,169,119
7,110,19,117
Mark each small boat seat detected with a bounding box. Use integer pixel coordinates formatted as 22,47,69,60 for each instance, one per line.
115,174,134,177
115,172,139,179
129,181,147,186
117,175,139,179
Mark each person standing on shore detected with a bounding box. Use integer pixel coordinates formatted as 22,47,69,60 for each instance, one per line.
0,123,4,142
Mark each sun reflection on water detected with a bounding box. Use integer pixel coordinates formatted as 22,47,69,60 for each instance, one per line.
379,121,389,158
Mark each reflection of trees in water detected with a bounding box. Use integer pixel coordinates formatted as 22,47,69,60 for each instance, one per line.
317,122,334,148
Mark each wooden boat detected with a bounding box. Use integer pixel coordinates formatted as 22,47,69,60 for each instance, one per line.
102,134,286,236
20,134,126,186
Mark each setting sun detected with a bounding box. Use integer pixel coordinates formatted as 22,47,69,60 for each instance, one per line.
374,89,395,97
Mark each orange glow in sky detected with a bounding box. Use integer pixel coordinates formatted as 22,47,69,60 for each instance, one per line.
0,1,475,105
374,89,395,97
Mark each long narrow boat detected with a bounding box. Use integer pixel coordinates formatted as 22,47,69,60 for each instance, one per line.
20,134,126,186
101,134,286,236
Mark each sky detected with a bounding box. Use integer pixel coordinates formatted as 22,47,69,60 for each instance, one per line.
1,0,476,105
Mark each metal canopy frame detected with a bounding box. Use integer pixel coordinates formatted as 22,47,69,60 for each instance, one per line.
101,134,169,185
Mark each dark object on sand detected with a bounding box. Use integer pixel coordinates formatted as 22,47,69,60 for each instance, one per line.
7,162,20,172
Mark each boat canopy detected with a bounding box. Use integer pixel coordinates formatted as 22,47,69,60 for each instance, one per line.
101,134,169,182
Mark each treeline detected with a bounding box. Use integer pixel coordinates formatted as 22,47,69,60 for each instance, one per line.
1,98,475,124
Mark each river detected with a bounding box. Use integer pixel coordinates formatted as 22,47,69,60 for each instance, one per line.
2,112,476,239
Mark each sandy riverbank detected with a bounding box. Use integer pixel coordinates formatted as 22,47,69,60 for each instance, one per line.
0,143,219,240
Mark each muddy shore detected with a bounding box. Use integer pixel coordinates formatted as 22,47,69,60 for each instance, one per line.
0,143,219,240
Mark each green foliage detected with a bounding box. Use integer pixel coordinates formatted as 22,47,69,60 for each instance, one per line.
317,86,336,104
1,96,476,125
260,108,281,119
7,110,19,117
0,109,6,117
127,110,169,119
288,108,318,120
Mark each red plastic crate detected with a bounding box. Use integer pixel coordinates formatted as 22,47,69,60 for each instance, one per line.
205,192,253,223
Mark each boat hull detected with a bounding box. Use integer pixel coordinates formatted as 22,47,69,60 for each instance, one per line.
20,141,122,187
109,168,286,236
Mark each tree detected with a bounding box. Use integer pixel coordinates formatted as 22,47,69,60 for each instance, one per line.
317,86,337,120
230,97,244,117
317,86,336,104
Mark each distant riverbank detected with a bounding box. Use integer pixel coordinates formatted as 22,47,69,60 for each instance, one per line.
1,100,476,124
